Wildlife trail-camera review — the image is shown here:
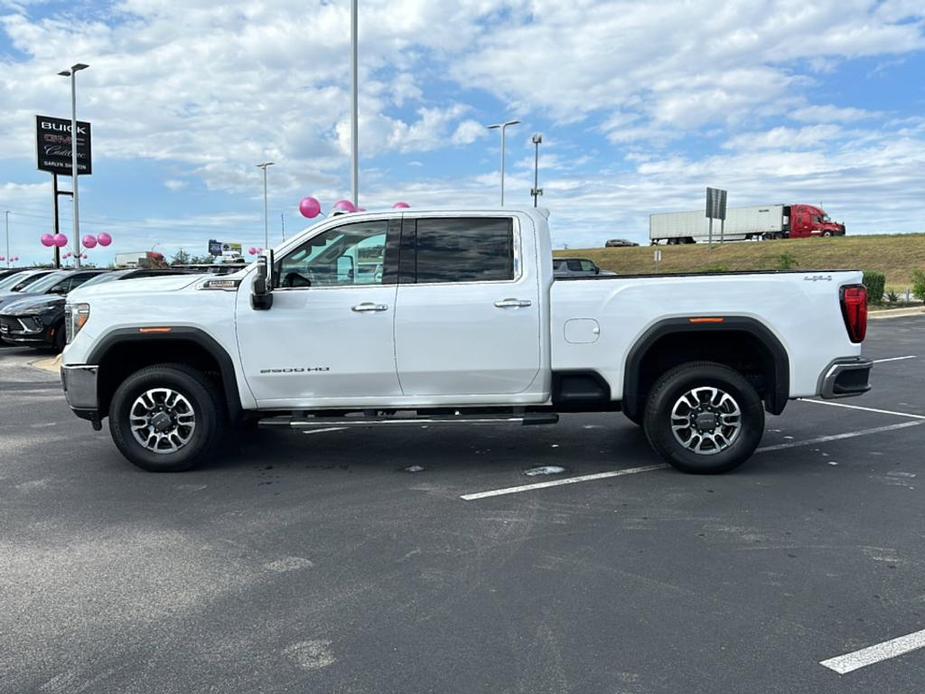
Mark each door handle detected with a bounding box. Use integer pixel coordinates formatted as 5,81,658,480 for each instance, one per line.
351,302,389,312
494,298,532,309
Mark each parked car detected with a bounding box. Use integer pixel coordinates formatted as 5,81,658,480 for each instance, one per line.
605,238,639,247
1,269,192,351
0,269,55,296
553,257,614,277
60,208,871,475
0,269,106,313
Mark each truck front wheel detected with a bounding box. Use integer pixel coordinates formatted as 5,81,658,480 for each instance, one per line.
109,364,225,472
643,362,764,474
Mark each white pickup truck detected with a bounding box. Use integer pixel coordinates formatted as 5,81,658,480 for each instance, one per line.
61,208,872,474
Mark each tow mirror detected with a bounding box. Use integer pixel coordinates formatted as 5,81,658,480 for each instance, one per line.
251,250,274,311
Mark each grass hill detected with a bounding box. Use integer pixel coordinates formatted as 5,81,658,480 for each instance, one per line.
555,233,925,291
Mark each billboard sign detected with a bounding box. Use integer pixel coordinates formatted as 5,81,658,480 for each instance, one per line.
35,115,92,175
208,240,242,256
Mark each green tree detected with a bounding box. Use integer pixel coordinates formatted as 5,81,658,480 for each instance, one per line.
171,249,191,266
912,270,925,303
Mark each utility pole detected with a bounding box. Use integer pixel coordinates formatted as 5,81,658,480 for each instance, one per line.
3,211,8,268
280,212,286,241
531,134,543,207
351,0,359,207
58,63,89,268
257,162,274,250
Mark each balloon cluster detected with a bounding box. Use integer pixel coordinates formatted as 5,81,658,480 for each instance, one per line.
248,247,265,256
40,232,113,250
0,256,17,262
297,197,411,219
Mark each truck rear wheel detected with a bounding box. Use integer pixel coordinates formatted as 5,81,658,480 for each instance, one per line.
643,362,764,474
109,364,225,472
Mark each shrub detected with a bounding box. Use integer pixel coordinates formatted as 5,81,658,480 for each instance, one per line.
886,290,899,304
776,253,798,271
912,270,925,303
863,271,886,304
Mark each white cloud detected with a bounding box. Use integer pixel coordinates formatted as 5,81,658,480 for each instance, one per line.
163,179,187,191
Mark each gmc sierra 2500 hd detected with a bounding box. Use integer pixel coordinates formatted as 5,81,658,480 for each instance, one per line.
61,208,872,474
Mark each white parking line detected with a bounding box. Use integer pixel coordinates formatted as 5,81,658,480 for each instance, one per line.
756,421,923,452
800,399,925,420
872,355,917,364
820,628,925,674
460,464,668,501
302,427,347,435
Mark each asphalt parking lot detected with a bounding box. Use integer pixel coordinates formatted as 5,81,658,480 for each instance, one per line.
1,316,924,693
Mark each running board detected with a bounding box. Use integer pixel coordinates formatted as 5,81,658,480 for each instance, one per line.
264,412,559,429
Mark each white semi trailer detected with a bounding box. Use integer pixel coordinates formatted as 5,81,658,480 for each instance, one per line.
649,204,845,245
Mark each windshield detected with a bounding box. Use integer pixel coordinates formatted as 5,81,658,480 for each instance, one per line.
24,272,69,294
78,272,122,288
3,271,51,292
0,272,30,292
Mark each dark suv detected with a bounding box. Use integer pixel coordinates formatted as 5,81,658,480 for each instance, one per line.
1,268,199,351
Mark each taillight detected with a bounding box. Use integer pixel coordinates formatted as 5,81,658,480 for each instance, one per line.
840,284,868,343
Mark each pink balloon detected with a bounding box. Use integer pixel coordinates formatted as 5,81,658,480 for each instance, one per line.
41,233,55,247
97,232,112,247
0,256,4,261
393,202,410,209
248,247,257,255
81,253,88,259
299,197,322,219
53,234,68,248
333,199,357,213
83,235,98,249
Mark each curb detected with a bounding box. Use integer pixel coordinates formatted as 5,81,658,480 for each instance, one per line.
30,354,62,374
869,307,925,320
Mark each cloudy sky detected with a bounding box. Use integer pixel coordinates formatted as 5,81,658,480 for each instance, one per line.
1,0,924,265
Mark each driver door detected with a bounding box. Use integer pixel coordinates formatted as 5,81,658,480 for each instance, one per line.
236,218,402,408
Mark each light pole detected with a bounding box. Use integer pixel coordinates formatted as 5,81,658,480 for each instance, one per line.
58,63,89,268
257,162,274,250
351,0,359,208
487,119,520,205
3,210,8,268
531,134,543,207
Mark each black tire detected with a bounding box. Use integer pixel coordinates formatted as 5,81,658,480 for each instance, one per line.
643,362,764,474
109,364,225,472
52,321,66,353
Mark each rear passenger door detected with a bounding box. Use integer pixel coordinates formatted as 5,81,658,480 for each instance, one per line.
393,215,541,397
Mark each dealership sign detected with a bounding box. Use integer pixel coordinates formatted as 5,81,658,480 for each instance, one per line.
209,240,242,256
35,115,93,175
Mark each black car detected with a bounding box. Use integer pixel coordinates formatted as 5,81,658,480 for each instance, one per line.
0,268,198,350
0,270,110,350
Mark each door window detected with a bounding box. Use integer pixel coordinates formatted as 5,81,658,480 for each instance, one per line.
278,221,389,288
579,260,597,273
411,218,514,284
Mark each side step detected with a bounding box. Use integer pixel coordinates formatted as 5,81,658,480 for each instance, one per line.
264,411,559,429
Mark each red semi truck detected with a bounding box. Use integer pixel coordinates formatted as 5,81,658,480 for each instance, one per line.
650,204,846,245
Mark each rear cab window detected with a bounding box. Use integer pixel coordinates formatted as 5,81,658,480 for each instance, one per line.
403,217,516,284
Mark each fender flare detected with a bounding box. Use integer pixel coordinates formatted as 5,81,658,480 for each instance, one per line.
86,326,243,420
622,317,790,418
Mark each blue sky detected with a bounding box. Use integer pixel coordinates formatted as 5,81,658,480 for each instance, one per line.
1,0,924,266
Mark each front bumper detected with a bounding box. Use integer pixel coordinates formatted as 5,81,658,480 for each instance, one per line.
61,364,100,422
0,315,53,346
818,357,872,399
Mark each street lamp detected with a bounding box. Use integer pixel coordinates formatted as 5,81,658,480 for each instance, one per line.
531,134,543,207
350,0,359,208
487,119,520,205
58,63,89,268
3,210,8,269
256,162,275,250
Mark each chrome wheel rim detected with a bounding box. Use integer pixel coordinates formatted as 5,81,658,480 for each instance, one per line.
129,388,196,454
670,386,742,456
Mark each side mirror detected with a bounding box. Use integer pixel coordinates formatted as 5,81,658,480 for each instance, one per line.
251,251,274,311
594,266,600,275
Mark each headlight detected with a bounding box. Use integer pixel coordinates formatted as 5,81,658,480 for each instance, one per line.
64,303,90,344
